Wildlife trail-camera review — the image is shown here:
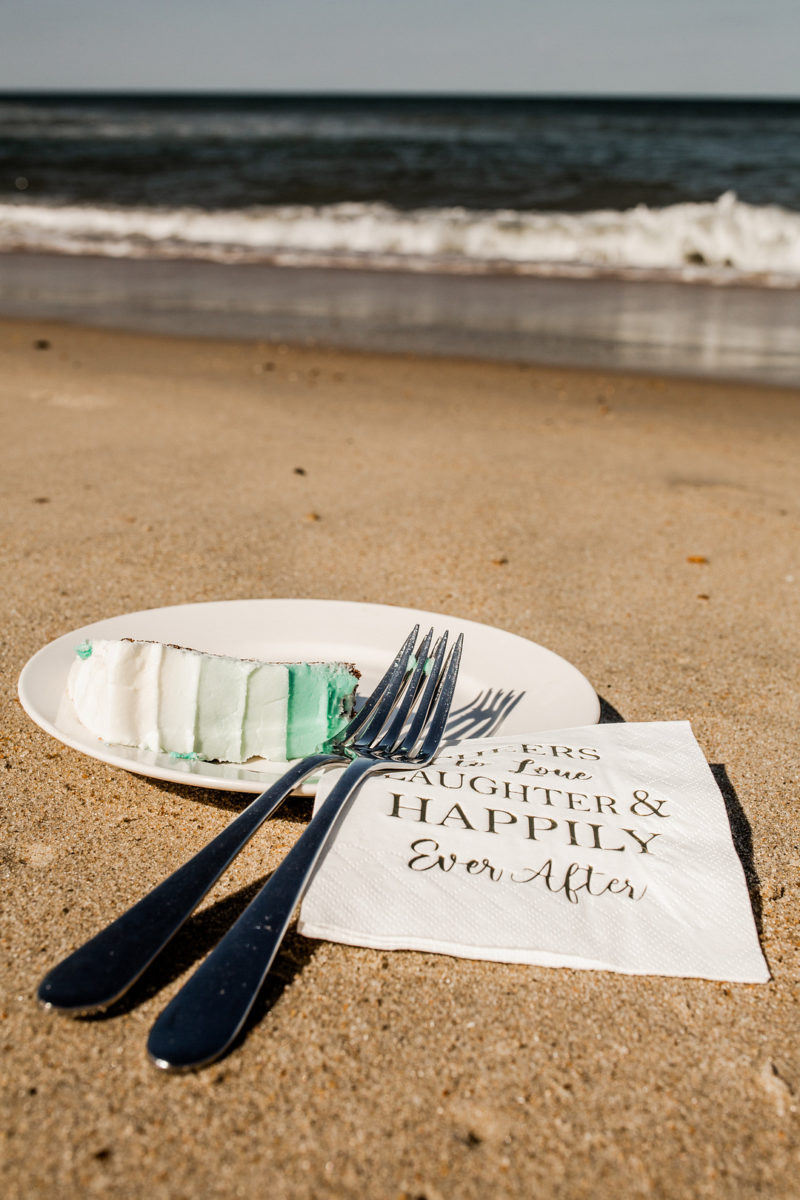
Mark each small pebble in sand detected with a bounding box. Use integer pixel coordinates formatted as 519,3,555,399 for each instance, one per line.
294,466,306,475
32,496,50,504
33,338,50,350
492,556,509,566
24,842,56,867
687,555,709,564
305,511,321,522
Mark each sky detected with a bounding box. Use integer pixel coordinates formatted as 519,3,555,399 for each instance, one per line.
1,0,798,96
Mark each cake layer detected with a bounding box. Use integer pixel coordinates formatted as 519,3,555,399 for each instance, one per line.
67,638,359,762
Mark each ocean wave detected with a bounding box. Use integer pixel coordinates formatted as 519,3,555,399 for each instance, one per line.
0,103,509,144
1,192,798,285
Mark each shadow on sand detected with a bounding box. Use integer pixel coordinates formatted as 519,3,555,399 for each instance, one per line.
80,873,320,1025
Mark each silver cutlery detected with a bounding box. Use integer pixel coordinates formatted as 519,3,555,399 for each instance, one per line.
37,626,422,1015
147,628,463,1071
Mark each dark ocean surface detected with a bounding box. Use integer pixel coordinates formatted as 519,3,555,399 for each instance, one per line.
1,94,799,283
2,93,800,211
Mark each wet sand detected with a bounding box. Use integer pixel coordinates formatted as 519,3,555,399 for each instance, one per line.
2,316,798,1198
3,252,800,386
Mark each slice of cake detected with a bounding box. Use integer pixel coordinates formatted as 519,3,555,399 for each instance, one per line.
67,638,359,763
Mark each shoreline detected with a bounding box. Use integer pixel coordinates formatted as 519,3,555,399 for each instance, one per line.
3,251,800,386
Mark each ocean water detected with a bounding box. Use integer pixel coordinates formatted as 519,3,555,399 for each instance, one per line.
1,93,800,286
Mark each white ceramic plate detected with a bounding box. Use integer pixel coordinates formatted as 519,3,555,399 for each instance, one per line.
18,598,599,794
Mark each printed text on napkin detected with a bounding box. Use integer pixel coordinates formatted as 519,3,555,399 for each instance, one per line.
297,722,768,983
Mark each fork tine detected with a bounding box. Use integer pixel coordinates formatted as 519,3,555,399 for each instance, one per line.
393,630,448,755
367,627,434,754
339,624,419,743
415,633,464,761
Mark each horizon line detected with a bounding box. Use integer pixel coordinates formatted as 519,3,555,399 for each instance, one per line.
1,87,799,102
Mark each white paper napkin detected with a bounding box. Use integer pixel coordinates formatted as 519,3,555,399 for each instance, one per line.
297,722,768,983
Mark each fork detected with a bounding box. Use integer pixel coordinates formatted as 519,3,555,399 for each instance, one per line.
147,628,463,1071
37,626,422,1016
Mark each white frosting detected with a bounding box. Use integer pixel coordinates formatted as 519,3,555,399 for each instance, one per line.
67,639,288,762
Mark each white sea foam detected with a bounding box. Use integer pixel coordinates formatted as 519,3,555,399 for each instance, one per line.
1,192,798,285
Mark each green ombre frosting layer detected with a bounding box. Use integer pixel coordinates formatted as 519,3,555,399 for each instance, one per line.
67,638,359,763
285,662,359,759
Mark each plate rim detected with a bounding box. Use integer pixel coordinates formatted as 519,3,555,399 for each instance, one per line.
18,597,600,794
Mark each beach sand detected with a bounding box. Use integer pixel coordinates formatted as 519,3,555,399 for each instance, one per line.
2,316,798,1198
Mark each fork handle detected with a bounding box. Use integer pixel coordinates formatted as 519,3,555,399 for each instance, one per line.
37,753,343,1015
147,755,376,1071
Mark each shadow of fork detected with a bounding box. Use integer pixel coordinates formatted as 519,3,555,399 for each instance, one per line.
76,874,318,1021
441,687,526,744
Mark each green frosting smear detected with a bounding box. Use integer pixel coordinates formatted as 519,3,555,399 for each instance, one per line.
285,663,358,759
169,751,200,761
75,639,93,660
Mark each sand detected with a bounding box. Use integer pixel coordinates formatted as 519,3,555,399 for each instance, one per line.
2,316,798,1198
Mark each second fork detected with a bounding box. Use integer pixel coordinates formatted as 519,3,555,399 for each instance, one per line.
147,629,463,1071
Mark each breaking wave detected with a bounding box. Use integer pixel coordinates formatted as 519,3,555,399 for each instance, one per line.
1,192,799,285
